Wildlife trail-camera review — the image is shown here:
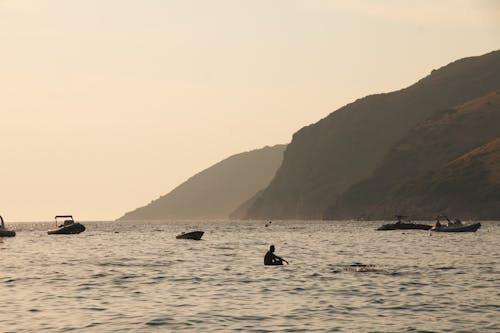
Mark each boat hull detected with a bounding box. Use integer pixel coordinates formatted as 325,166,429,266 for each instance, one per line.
176,231,204,240
377,223,432,231
431,223,481,233
0,229,16,237
48,223,86,235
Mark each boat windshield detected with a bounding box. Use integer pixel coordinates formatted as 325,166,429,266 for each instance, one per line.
54,215,74,226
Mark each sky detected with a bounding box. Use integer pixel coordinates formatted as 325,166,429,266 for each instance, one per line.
1,0,499,221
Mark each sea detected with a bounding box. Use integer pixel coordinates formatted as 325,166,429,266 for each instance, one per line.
0,220,498,332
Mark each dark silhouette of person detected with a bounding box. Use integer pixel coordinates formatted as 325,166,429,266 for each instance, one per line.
264,245,288,265
434,216,442,229
395,215,407,224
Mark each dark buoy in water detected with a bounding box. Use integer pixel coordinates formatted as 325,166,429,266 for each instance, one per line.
265,220,272,227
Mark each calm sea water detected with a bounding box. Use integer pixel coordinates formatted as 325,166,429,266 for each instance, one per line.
1,220,498,332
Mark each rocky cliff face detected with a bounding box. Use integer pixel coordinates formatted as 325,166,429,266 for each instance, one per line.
118,145,286,221
244,50,500,219
325,90,500,219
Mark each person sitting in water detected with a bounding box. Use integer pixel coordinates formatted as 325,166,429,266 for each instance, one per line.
264,245,288,266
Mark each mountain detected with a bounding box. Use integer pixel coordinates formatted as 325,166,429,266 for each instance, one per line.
229,189,263,219
244,50,500,219
369,138,500,219
325,90,500,219
118,145,286,221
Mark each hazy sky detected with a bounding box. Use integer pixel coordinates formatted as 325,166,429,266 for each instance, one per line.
1,0,499,221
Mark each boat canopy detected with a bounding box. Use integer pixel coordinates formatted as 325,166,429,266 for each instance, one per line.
55,215,73,219
54,215,74,226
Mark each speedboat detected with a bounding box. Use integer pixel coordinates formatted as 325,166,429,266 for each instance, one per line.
0,215,16,237
176,231,204,240
377,215,432,231
431,223,481,233
47,215,86,235
430,215,481,232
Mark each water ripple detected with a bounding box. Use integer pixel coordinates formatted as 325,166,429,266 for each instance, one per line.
0,220,498,332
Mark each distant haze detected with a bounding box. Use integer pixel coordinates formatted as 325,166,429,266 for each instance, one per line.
118,145,286,221
1,0,499,221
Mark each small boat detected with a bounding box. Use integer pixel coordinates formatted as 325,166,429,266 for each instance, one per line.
176,231,204,240
377,215,432,231
431,222,481,233
430,215,481,232
47,215,86,235
0,215,16,237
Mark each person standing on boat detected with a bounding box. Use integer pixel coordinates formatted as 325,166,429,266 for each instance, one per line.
434,216,442,229
395,215,405,224
264,245,288,265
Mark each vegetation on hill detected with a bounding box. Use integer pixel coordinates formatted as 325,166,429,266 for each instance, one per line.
325,90,500,219
244,50,500,219
370,138,500,219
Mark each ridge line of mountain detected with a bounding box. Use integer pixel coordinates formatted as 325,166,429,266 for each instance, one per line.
118,144,286,221
243,50,500,219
